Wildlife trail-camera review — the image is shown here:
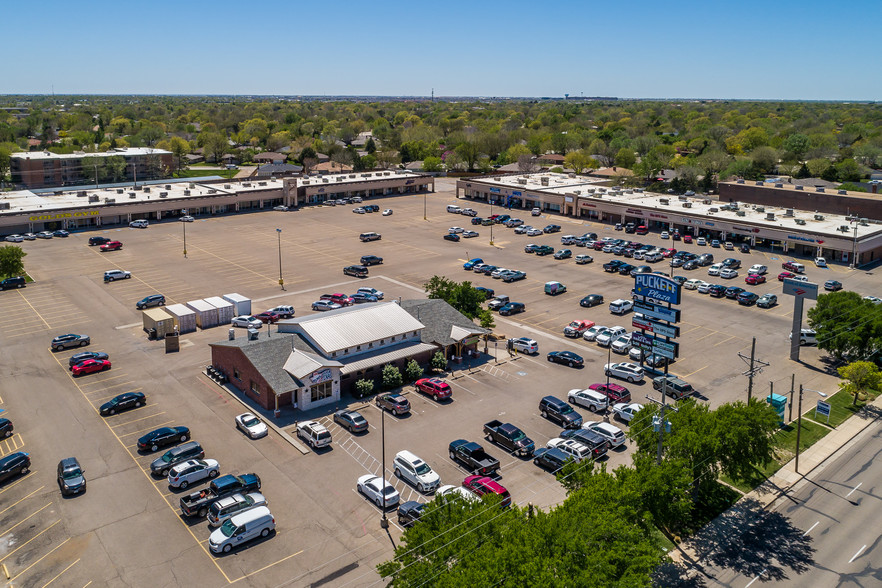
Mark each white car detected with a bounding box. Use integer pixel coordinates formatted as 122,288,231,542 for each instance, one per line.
719,268,739,279
490,267,510,278
235,413,268,439
393,451,440,494
864,296,882,305
748,264,768,275
4,234,23,242
546,438,592,462
660,231,670,239
531,207,542,216
357,474,400,509
382,209,393,216
273,205,290,211
814,257,827,267
311,300,341,311
103,269,131,281
167,459,220,489
697,282,714,294
180,215,195,222
437,484,480,504
683,279,706,290
353,207,366,214
35,231,54,239
595,326,627,347
609,299,633,315
790,329,817,346
449,227,465,234
129,219,149,228
514,225,532,234
790,274,809,282
575,254,593,264
22,233,36,240
604,362,645,383
584,422,626,448
707,263,723,276
582,325,609,342
527,228,543,236
613,403,644,423
629,347,645,362
462,230,479,238
611,334,633,354
267,305,295,318
232,315,263,328
696,237,707,246
568,389,609,412
357,287,384,300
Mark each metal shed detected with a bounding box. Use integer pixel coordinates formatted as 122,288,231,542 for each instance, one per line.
163,303,197,334
142,307,176,339
222,293,251,316
186,299,220,329
204,296,234,324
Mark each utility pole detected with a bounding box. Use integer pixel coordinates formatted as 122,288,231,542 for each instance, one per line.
789,373,795,422
738,337,769,402
850,221,858,269
645,382,677,465
795,385,804,473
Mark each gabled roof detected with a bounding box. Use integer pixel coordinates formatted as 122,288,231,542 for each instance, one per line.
399,299,490,346
254,152,287,162
210,333,300,393
254,163,303,176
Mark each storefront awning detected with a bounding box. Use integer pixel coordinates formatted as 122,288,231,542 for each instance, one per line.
340,342,437,376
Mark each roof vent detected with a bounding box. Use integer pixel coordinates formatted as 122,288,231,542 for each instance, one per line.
683,202,692,208
816,187,825,193
756,206,765,212
159,192,168,198
814,214,825,221
736,210,746,216
183,190,190,196
784,209,794,216
708,207,719,213
755,181,764,186
129,193,137,199
795,219,806,225
795,185,804,190
766,212,776,220
838,189,848,195
737,179,745,184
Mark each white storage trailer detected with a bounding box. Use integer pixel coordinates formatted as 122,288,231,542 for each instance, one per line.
186,299,220,329
204,296,234,324
222,293,251,316
163,303,197,334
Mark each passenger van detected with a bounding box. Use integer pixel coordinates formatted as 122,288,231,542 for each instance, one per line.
447,205,462,213
208,506,275,554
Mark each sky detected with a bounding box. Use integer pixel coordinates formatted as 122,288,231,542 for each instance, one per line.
4,0,880,100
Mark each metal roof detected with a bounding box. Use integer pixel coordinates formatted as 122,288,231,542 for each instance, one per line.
340,342,437,375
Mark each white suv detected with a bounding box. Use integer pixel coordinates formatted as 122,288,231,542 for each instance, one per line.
748,264,768,275
567,389,608,412
129,219,149,228
393,450,440,494
546,438,592,462
609,299,633,315
296,421,332,449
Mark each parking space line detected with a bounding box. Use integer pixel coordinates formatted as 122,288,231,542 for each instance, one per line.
109,411,166,428
679,365,708,379
9,537,71,582
117,420,175,438
227,548,302,584
0,433,25,457
38,557,80,588
77,374,132,387
91,390,144,404
83,382,139,395
12,291,51,329
0,471,36,496
0,502,53,537
0,519,61,563
0,485,45,516
692,330,716,342
713,335,738,347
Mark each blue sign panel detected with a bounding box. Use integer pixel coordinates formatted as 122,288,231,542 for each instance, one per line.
490,187,501,193
634,274,682,305
511,190,522,196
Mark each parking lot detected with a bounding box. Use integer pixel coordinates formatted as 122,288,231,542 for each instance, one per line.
0,177,877,586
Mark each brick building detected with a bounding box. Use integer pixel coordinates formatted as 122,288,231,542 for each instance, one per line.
10,148,173,189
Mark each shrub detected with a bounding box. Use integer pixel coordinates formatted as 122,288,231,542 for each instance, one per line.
354,379,374,398
431,351,448,372
405,359,423,382
382,364,403,390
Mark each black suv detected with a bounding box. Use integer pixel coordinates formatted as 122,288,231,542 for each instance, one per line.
57,457,86,496
397,501,425,527
539,396,583,428
0,452,30,484
0,276,25,290
360,255,383,266
88,236,111,246
343,265,368,277
136,294,166,309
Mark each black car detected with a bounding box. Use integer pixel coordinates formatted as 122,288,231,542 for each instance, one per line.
360,255,383,266
630,265,652,276
443,233,460,242
682,259,699,270
88,236,111,246
547,351,584,368
533,447,570,473
725,286,745,299
617,264,636,275
57,457,86,496
0,418,13,438
672,275,687,285
69,351,110,368
722,258,741,269
543,225,561,233
343,265,369,278
398,501,426,527
137,426,189,452
100,392,146,415
53,230,69,237
136,294,166,309
603,260,625,272
708,284,726,298
471,217,483,225
0,452,30,484
738,291,759,306
580,294,604,307
740,244,751,254
150,441,205,476
475,286,495,300
0,276,26,290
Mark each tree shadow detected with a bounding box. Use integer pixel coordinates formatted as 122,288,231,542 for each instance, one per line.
685,498,815,582
652,561,707,588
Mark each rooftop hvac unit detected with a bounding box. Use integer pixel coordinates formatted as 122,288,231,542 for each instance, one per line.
839,225,850,232
349,174,356,178
88,195,99,202
755,206,765,212
208,189,217,194
795,185,804,190
703,199,712,205
159,192,168,198
258,182,266,186
659,198,669,205
816,187,825,192
77,190,87,197
598,188,607,193
189,184,196,189
574,190,581,195
683,202,692,208
737,179,745,184
224,184,230,189
585,187,596,193
337,177,344,182
860,218,869,226
165,185,172,190
624,189,633,194
116,189,123,194
756,181,764,186
814,214,825,221
635,188,644,193
838,190,848,195
322,178,329,183
129,193,137,199
784,209,794,216
708,207,719,213
736,210,746,217
775,183,784,188
143,187,151,192
0,202,10,210
301,180,309,185
517,178,527,184
678,195,687,201
569,173,576,178
766,212,776,220
795,219,806,225
183,190,190,196
105,198,116,203
540,176,549,186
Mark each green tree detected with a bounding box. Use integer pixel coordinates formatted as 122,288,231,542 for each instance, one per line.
424,276,486,320
0,245,26,278
382,364,403,390
838,361,882,405
365,137,377,154
614,147,637,169
563,150,596,174
80,155,107,184
782,133,810,160
431,351,447,372
106,155,127,182
422,156,443,172
751,146,779,174
404,359,423,382
808,291,882,360
455,140,480,171
806,158,832,177
354,378,374,398
202,133,227,165
836,158,862,182
478,309,495,330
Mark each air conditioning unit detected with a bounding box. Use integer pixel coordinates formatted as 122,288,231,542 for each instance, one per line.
683,202,692,208
116,189,124,194
208,189,217,194
703,199,712,205
795,185,804,190
189,184,196,189
129,193,137,199
737,179,745,184
860,218,869,226
839,225,849,232
756,206,765,212
159,193,168,198
77,190,87,197
224,184,231,189
775,183,784,188
258,182,267,186
659,198,669,205
88,195,99,202
678,195,687,201
795,219,806,225
814,214,825,221
105,198,116,203
755,181,764,186
144,187,151,192
838,190,847,195
540,177,549,186
736,210,746,216
816,187,825,192
784,209,794,216
766,213,776,221
708,207,719,213
183,190,190,196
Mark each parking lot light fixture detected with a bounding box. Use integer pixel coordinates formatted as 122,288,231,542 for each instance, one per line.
182,209,188,258
276,228,284,290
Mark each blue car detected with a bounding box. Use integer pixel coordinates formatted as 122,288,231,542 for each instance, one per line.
463,258,484,270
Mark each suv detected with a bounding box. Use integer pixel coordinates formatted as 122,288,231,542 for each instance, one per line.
539,396,583,429
487,295,510,311
100,240,123,251
88,236,111,246
782,261,806,274
343,265,369,277
652,375,694,399
150,441,205,476
104,270,131,282
359,232,381,242
609,299,633,315
360,255,383,266
393,450,440,494
415,378,452,400
136,294,166,309
588,382,631,404
558,429,610,459
376,393,411,415
51,333,90,351
0,276,26,290
268,305,295,319
57,457,86,495
129,219,149,228
296,421,332,449
0,452,30,483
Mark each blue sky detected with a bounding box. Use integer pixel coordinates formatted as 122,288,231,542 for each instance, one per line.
5,0,880,100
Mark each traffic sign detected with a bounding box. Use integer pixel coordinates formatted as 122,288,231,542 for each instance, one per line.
634,274,682,305
633,301,681,323
782,278,818,300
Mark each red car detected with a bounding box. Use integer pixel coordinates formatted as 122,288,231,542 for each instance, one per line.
778,271,795,281
462,475,511,508
683,235,693,244
415,377,451,400
100,241,123,251
588,382,631,403
321,293,354,306
745,274,766,285
255,311,280,324
662,248,677,258
72,358,111,376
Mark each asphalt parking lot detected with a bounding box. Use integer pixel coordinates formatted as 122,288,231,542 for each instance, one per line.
1,177,877,586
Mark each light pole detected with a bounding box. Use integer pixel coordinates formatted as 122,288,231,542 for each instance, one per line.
181,209,188,258
489,196,494,245
795,386,827,473
276,228,285,290
380,406,388,528
423,191,427,221
850,221,858,269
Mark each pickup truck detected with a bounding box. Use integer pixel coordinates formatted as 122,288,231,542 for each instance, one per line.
448,440,500,476
483,421,535,457
179,473,261,518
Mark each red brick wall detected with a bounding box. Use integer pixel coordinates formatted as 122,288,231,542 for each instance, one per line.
719,183,882,219
210,345,291,410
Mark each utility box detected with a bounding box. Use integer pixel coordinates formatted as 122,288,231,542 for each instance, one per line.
142,307,176,339
222,293,251,316
165,333,180,352
186,299,220,329
766,393,787,425
163,303,197,334
204,296,234,324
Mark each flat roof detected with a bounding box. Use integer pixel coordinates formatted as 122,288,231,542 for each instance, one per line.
471,172,606,192
12,147,171,160
720,180,881,202
293,169,423,188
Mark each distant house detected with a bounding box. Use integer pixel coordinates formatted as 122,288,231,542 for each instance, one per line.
314,152,330,163
590,166,634,178
221,154,239,165
184,153,204,164
254,152,287,164
538,153,566,165
313,161,352,173
405,160,425,172
253,163,303,178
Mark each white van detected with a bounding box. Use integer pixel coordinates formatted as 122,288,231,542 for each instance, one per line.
208,506,275,554
447,205,462,213
393,450,440,494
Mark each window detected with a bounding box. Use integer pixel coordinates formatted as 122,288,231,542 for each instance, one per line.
233,368,240,380
250,380,259,395
368,342,373,348
356,345,361,351
332,352,337,358
310,380,332,402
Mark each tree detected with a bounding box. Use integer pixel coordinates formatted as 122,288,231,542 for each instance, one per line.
806,158,832,178
455,141,480,171
431,351,447,372
382,364,403,390
404,359,423,382
424,276,486,320
614,147,637,169
563,150,596,174
782,133,810,160
106,155,127,182
202,133,227,165
80,155,107,184
422,156,443,172
836,158,862,182
0,245,26,278
751,146,779,174
517,154,537,173
478,310,494,330
365,137,377,154
354,379,374,398
838,361,882,405
808,291,882,360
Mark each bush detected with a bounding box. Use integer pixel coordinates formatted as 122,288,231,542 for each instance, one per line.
354,379,374,398
382,364,403,390
405,359,423,382
431,351,447,372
